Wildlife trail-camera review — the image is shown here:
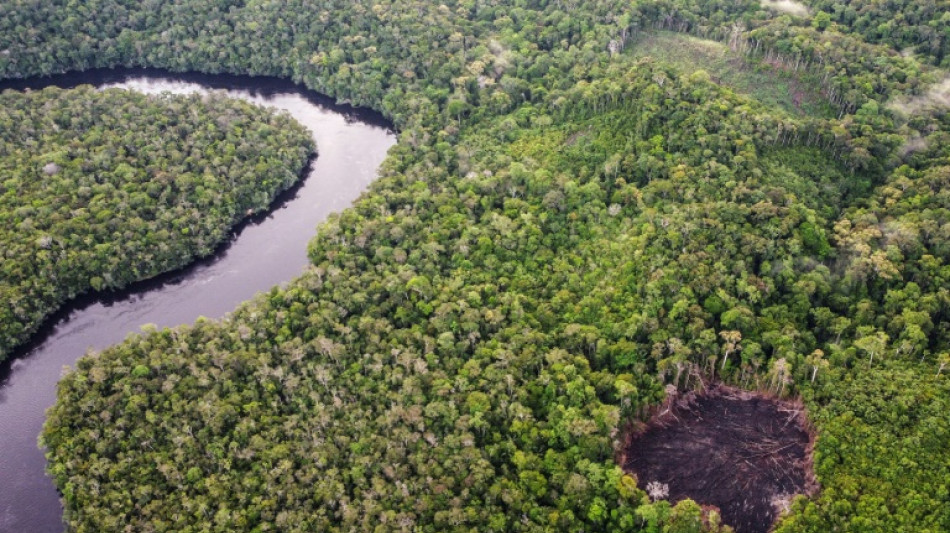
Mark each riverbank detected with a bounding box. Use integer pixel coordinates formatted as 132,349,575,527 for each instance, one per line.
0,70,394,532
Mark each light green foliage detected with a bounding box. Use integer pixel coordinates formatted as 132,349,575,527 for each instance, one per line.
627,31,835,118
0,0,947,532
780,366,950,532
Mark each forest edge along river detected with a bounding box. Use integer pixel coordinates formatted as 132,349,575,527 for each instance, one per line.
0,69,395,533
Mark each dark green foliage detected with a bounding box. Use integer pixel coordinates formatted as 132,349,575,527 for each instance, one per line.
0,86,313,360
803,0,950,67
759,147,853,218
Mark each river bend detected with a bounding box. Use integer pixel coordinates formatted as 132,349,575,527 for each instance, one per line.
0,69,395,533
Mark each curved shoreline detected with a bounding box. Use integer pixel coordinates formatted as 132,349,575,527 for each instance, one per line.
0,69,396,533
0,67,392,130
0,152,317,379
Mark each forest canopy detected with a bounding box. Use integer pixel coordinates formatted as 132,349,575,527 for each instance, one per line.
0,85,314,361
0,0,946,532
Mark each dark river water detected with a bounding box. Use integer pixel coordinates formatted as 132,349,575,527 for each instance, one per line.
0,69,395,533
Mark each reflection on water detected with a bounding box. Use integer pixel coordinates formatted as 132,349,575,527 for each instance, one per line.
0,69,395,533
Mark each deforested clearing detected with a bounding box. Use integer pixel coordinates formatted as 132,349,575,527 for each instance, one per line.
623,385,816,533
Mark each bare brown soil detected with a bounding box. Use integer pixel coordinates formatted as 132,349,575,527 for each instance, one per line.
622,385,816,533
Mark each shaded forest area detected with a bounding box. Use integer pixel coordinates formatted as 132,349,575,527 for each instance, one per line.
0,85,314,361
0,0,947,532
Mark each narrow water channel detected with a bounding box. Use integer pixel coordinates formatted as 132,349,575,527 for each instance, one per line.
0,69,395,533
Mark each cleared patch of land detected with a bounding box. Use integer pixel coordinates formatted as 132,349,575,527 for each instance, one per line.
628,31,834,118
623,385,815,533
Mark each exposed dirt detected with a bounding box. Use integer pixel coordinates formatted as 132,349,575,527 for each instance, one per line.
622,385,816,533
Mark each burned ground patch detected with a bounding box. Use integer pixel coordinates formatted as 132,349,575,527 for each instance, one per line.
623,386,815,533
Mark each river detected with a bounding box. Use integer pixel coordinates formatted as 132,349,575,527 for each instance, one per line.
0,69,395,533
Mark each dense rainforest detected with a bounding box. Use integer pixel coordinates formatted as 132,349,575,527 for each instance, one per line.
0,85,314,362
0,0,948,531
